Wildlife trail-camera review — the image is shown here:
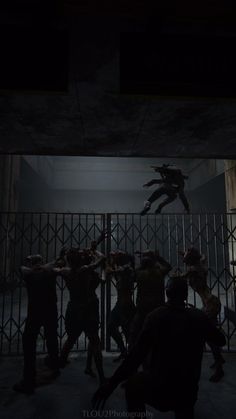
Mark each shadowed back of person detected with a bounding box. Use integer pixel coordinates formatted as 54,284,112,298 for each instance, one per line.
58,248,106,384
106,250,136,362
129,249,171,350
13,254,61,394
92,276,226,419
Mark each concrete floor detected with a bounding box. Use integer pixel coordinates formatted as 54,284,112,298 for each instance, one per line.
0,353,236,419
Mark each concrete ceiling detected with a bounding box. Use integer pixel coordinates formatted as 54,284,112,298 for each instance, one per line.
1,1,236,158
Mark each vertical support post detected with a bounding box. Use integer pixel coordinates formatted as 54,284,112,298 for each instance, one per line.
100,214,106,349
1,212,9,354
105,213,112,351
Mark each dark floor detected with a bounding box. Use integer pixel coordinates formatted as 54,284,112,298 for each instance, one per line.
0,353,236,419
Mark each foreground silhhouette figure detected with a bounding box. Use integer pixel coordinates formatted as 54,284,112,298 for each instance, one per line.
92,276,225,419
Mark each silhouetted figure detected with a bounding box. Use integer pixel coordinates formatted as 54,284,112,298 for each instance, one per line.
181,247,225,382
92,277,226,419
58,248,106,385
107,251,136,362
84,269,102,379
140,164,190,215
13,253,63,394
129,249,171,349
83,232,107,378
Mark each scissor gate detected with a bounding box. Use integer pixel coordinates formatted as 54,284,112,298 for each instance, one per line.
0,212,236,355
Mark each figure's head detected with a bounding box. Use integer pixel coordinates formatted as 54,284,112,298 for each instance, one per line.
183,247,201,266
140,256,155,269
26,254,43,267
110,250,133,267
141,249,156,259
80,248,93,266
165,276,188,304
66,248,80,269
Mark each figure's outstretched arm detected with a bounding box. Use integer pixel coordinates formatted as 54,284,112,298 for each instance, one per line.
90,230,108,251
53,266,71,277
20,266,32,277
80,255,106,273
92,313,153,409
42,247,68,271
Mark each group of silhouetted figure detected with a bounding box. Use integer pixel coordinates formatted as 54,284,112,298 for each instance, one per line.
13,231,226,419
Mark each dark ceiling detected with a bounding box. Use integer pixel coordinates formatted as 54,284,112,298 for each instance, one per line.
1,1,236,158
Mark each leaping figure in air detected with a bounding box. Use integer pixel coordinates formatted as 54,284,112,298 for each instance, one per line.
140,164,190,215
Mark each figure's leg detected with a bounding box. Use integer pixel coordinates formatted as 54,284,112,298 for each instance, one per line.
178,189,190,213
85,298,100,376
148,187,167,204
23,317,39,386
87,333,105,385
207,342,224,382
210,346,225,369
155,192,177,214
122,320,131,345
141,187,166,215
116,323,132,363
107,306,127,360
128,312,145,352
128,311,150,371
121,304,136,350
44,307,60,374
59,303,82,368
84,341,96,377
13,315,40,394
84,300,104,382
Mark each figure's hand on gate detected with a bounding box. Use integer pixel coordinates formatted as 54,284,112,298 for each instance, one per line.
101,229,108,239
56,258,66,268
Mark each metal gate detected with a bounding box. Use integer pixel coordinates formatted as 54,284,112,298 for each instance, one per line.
0,212,236,355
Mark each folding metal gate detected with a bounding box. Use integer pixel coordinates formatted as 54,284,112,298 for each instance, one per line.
0,212,236,355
